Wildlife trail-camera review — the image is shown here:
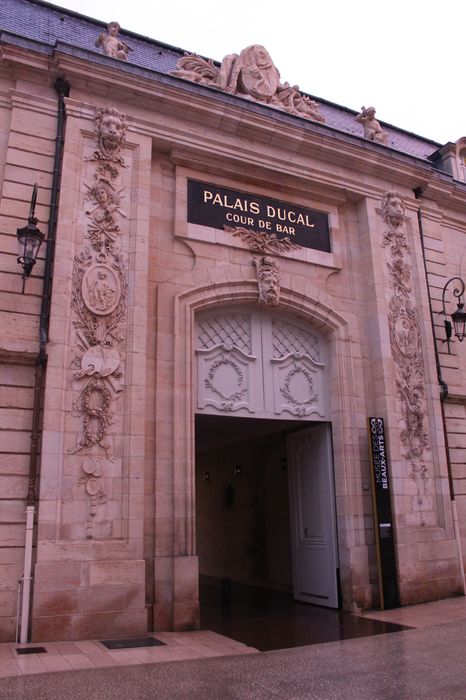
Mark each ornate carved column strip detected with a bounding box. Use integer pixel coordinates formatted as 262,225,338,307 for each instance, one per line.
380,191,429,481
69,108,129,538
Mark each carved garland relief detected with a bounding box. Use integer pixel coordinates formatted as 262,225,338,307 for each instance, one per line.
70,107,129,538
380,191,429,480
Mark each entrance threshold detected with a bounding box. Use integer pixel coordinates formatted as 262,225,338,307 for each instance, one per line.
199,577,411,651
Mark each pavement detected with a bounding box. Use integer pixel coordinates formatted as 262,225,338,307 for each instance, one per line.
1,597,466,698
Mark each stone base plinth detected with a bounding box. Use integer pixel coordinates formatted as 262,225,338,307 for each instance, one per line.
31,558,147,641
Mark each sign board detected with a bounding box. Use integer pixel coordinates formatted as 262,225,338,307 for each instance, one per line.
187,180,331,252
367,417,400,610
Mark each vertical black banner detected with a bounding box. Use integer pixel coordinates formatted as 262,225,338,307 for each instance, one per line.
368,417,400,609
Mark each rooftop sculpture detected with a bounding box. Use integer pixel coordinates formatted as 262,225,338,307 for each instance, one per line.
95,21,132,61
356,106,388,145
172,44,325,124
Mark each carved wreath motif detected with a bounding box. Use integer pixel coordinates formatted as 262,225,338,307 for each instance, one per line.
71,378,113,458
204,355,248,410
381,191,429,480
280,364,318,416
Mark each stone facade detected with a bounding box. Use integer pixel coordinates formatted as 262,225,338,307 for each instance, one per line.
1,0,466,642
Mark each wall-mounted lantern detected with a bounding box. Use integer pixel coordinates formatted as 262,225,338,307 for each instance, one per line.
16,184,44,292
441,277,466,353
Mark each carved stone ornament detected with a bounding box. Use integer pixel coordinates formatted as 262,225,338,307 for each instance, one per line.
172,44,325,124
356,106,388,145
380,191,429,480
225,225,300,254
70,106,129,538
82,264,121,315
90,108,127,164
253,256,280,306
78,457,106,539
95,21,132,61
280,362,318,417
204,354,248,412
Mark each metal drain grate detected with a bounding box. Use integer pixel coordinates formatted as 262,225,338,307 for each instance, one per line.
100,637,166,650
15,646,48,655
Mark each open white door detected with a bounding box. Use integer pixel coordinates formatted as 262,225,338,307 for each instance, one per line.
287,424,339,608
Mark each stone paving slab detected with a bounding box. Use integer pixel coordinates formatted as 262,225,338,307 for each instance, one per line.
0,630,258,679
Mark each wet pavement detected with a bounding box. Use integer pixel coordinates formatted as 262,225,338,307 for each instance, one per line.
1,616,466,698
1,596,466,698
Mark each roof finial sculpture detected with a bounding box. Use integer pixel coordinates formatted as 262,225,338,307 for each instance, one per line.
172,44,325,124
95,21,132,61
356,106,388,145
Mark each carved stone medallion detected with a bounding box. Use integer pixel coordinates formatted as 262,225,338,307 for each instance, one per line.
82,264,121,315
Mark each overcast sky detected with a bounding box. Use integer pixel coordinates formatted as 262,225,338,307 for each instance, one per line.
55,0,464,144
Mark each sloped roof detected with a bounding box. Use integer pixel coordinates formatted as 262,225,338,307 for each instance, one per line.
1,0,441,161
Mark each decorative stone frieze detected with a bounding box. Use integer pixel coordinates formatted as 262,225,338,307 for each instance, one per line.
380,191,429,480
356,106,388,145
172,44,325,123
95,22,132,61
70,107,129,538
253,255,280,306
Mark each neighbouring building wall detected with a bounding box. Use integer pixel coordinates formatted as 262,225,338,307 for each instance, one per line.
0,71,58,637
431,212,466,577
0,362,35,638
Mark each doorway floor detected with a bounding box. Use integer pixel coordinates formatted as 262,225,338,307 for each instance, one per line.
199,577,411,651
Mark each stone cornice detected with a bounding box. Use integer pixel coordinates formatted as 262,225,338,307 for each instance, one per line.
2,37,465,211
50,53,457,203
9,89,58,116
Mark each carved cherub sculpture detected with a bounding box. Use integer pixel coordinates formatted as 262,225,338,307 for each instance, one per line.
356,106,388,145
95,22,132,61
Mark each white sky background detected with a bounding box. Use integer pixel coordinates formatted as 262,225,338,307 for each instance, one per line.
55,0,464,144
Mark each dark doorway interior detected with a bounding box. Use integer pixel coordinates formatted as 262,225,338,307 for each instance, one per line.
195,414,410,651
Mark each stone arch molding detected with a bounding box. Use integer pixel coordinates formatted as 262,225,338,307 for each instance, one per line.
171,279,354,557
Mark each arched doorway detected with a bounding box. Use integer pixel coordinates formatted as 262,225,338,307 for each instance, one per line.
194,307,340,625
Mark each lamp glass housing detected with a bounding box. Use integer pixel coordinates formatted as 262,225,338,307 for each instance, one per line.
451,303,466,342
16,222,44,278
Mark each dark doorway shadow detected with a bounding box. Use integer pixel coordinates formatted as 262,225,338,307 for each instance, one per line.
199,577,411,651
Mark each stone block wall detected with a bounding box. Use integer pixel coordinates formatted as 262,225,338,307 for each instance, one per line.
0,74,58,639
